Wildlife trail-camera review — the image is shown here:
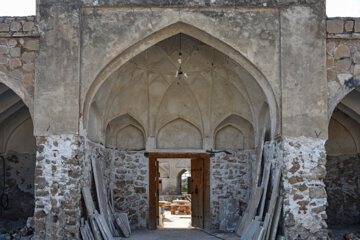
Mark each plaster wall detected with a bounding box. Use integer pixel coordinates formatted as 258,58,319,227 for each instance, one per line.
158,158,191,195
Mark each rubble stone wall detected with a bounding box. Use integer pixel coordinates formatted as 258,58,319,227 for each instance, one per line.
326,18,360,117
111,151,148,229
0,17,39,115
325,154,360,225
0,152,35,232
34,135,83,239
84,140,148,230
210,150,255,231
282,137,328,240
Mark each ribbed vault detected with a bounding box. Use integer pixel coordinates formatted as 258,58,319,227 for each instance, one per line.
87,33,274,150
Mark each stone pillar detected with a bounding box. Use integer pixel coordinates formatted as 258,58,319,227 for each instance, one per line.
282,137,328,239
33,135,83,239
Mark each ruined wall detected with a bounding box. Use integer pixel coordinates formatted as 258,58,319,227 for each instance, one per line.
210,150,254,231
282,137,328,240
84,140,148,230
327,18,360,117
325,154,360,226
111,151,148,229
0,17,39,115
34,135,83,239
0,152,35,232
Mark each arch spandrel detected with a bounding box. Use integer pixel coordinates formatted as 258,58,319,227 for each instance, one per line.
82,20,279,140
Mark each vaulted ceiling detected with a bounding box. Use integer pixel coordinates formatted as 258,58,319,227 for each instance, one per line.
88,34,270,150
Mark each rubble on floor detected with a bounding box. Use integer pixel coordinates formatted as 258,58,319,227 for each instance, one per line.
0,218,34,240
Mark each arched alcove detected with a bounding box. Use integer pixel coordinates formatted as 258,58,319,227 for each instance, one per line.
157,118,202,149
105,114,145,150
0,82,35,233
325,86,360,233
214,114,254,150
83,22,278,148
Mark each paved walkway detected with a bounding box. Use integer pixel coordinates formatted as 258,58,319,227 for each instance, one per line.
128,229,240,240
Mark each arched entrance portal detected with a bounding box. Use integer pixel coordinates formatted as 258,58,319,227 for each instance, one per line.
325,86,360,238
83,29,276,231
0,82,36,234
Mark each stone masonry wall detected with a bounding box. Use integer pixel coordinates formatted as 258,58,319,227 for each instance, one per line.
326,18,360,116
0,17,39,114
210,150,255,231
325,154,360,226
34,135,83,239
111,151,148,230
0,152,35,232
282,137,328,240
84,140,148,230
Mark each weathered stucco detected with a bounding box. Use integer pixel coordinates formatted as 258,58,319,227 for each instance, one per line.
5,1,360,239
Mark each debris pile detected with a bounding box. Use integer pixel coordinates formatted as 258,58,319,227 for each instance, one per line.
0,217,34,240
80,158,131,240
236,129,284,240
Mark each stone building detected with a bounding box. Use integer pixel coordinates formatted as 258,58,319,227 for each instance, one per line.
0,0,359,239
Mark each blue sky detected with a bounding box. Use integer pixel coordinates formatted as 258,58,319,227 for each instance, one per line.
0,0,359,17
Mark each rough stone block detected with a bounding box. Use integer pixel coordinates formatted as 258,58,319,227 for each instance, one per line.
24,39,40,51
0,45,7,55
345,20,354,32
10,47,21,57
23,63,35,72
355,20,360,33
0,65,7,74
334,44,350,59
0,23,9,32
9,58,22,70
10,22,22,32
8,39,17,47
335,58,351,72
23,22,35,32
354,64,360,76
0,55,8,64
327,20,344,34
22,51,37,63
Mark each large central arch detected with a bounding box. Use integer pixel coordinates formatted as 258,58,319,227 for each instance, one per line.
82,22,278,143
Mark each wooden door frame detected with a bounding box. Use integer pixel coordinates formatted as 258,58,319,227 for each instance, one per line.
148,152,210,230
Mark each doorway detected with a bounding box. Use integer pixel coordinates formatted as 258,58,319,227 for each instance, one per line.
148,153,210,230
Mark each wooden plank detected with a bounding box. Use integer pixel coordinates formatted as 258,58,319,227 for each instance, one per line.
203,155,211,229
191,157,204,229
241,219,260,240
91,157,113,233
258,162,272,219
115,213,131,237
261,213,271,240
82,187,96,216
94,213,115,240
148,156,157,229
236,186,263,236
85,220,95,240
270,196,283,240
264,168,281,240
253,128,266,188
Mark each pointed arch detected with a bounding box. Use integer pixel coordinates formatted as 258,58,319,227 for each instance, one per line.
105,113,146,150
214,114,254,150
156,117,202,149
83,21,278,140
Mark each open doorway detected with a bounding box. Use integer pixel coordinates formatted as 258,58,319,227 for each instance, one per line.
148,153,210,230
157,158,191,229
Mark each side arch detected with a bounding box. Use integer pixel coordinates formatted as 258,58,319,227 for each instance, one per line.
0,72,34,121
83,21,278,140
